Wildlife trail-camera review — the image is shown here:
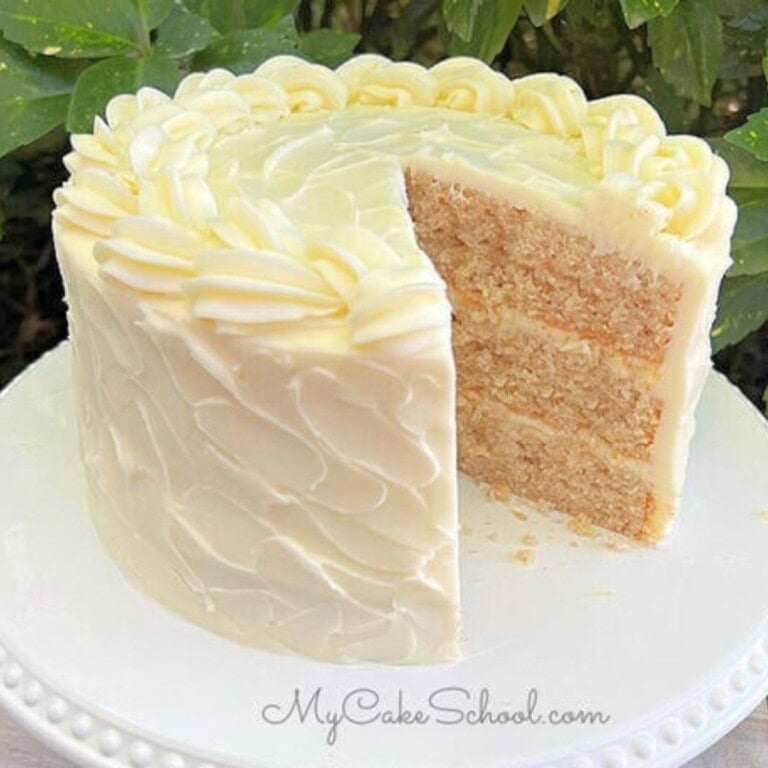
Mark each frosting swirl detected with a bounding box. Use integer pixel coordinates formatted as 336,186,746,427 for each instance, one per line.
54,166,137,237
210,197,304,255
95,216,200,293
185,248,344,324
338,55,437,107
432,57,514,115
349,267,451,355
257,56,347,112
636,137,731,240
581,95,666,176
55,54,734,354
512,73,587,138
306,226,405,304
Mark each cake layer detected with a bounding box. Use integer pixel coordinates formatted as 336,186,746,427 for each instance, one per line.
405,171,705,541
407,172,683,364
452,314,662,461
458,396,655,540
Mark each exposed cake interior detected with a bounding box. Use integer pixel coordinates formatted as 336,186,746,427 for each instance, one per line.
406,171,683,542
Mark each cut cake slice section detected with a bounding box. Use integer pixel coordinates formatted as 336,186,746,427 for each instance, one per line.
406,169,726,542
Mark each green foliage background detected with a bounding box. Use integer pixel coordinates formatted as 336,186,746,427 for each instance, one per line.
0,0,767,412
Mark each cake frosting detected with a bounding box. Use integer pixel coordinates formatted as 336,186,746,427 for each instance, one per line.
53,55,735,664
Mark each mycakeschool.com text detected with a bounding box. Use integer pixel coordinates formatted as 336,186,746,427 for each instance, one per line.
257,687,612,745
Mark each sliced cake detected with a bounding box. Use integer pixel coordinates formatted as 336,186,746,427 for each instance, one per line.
53,55,735,664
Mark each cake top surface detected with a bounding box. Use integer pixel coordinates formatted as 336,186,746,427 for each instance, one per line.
54,55,736,356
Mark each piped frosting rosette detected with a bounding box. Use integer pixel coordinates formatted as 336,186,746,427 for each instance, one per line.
54,54,735,355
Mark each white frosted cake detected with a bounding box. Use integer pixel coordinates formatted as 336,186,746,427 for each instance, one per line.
53,55,735,664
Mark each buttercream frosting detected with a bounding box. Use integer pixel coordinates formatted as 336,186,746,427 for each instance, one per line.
53,54,736,664
55,54,735,355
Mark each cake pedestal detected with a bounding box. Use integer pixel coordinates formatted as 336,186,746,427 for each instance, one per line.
1,342,767,768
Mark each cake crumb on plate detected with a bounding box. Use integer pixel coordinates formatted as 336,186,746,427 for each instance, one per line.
486,483,511,501
508,548,535,565
567,514,597,538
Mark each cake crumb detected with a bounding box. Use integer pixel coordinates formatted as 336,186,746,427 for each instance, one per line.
569,540,580,548
508,547,535,565
520,533,538,547
512,510,528,522
461,524,474,536
604,538,629,551
567,514,597,538
487,483,511,501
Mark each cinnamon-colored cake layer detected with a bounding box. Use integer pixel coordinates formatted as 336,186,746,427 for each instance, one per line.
406,172,682,542
459,396,654,540
451,317,662,462
407,173,683,364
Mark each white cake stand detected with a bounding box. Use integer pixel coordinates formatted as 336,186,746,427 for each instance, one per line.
0,343,767,768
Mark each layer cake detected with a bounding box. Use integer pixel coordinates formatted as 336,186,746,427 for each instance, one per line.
53,55,736,664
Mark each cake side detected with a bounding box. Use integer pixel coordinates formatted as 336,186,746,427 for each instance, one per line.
54,222,461,664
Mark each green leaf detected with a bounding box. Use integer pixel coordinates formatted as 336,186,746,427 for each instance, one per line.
444,0,525,62
129,0,173,30
138,50,180,91
525,0,569,26
711,271,768,352
0,38,77,156
647,0,724,106
193,27,298,74
619,0,678,28
0,0,143,58
710,138,768,188
728,199,768,277
0,38,77,102
298,29,360,67
443,0,474,39
154,5,215,57
67,54,180,133
182,0,299,32
637,66,689,132
726,108,768,162
3,93,68,157
729,188,768,205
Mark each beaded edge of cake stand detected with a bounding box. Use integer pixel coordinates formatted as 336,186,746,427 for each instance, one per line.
0,625,764,768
